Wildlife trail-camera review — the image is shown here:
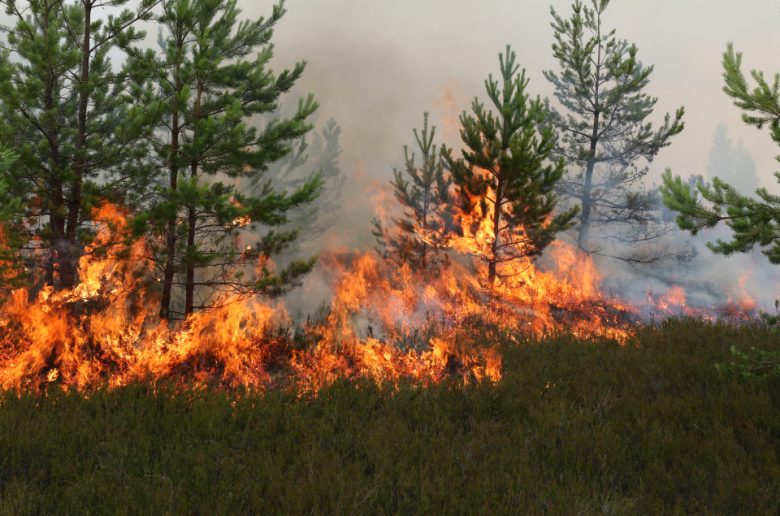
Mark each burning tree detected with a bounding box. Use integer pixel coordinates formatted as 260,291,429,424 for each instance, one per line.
372,112,452,272
544,0,685,261
662,44,780,264
0,0,157,288
134,0,322,319
444,46,577,285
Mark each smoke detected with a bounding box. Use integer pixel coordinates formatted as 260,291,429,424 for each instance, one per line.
250,0,780,315
8,0,774,315
259,0,780,182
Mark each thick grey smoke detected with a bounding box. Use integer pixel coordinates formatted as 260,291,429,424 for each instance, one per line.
253,1,780,314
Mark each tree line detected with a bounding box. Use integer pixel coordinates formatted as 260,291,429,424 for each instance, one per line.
0,0,777,320
0,0,345,320
377,0,780,285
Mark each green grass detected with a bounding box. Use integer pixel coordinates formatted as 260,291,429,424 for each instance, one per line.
1,319,779,514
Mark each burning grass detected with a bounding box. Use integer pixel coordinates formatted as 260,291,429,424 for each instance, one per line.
0,319,778,513
0,203,761,395
0,204,649,394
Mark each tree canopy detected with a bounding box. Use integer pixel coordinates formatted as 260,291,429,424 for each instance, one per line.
662,44,780,264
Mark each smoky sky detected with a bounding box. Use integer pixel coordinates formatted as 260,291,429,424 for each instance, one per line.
254,0,780,189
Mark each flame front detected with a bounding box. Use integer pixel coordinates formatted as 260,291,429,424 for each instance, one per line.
0,198,761,395
0,205,505,394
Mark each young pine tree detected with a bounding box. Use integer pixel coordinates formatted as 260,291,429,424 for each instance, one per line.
373,113,452,272
0,146,25,289
0,0,157,288
661,44,780,264
544,0,684,259
443,46,577,285
137,0,321,319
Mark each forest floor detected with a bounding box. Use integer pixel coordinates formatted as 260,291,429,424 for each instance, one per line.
1,319,779,514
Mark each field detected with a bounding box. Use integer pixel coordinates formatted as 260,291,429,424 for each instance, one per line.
0,319,778,514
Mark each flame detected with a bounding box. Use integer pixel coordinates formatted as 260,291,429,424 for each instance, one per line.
0,195,765,395
289,252,503,394
644,276,758,321
657,285,687,313
0,204,502,394
734,271,757,313
445,173,634,341
230,215,251,228
434,79,465,143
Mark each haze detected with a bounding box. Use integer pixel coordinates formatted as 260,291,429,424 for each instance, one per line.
256,0,780,189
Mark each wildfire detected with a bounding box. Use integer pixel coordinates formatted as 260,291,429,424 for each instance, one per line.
657,285,687,313
0,198,764,395
443,174,635,341
230,215,252,228
0,204,504,394
644,274,758,322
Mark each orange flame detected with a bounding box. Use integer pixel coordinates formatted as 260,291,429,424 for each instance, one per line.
0,204,502,394
0,196,764,396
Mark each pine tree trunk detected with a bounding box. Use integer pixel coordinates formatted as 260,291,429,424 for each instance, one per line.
578,25,603,255
62,0,92,289
184,202,195,316
48,183,65,286
159,111,180,320
578,154,596,252
420,188,429,271
579,104,601,253
42,2,65,286
488,180,503,285
184,81,203,317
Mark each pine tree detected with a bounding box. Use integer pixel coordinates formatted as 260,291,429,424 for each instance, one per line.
661,44,780,264
707,123,760,194
0,0,157,288
0,146,25,289
137,0,322,319
372,113,452,272
443,46,577,285
544,0,684,259
263,115,345,257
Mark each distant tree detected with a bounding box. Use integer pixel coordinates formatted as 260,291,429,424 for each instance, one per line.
443,46,577,285
0,0,157,288
136,0,322,319
264,116,345,257
661,44,780,263
544,0,685,260
707,123,760,194
372,113,452,272
0,146,25,288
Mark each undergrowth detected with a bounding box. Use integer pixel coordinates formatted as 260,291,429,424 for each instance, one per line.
0,318,778,514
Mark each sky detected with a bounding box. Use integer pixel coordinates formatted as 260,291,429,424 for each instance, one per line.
250,0,780,188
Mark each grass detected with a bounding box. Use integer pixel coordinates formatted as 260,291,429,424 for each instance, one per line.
1,318,779,514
